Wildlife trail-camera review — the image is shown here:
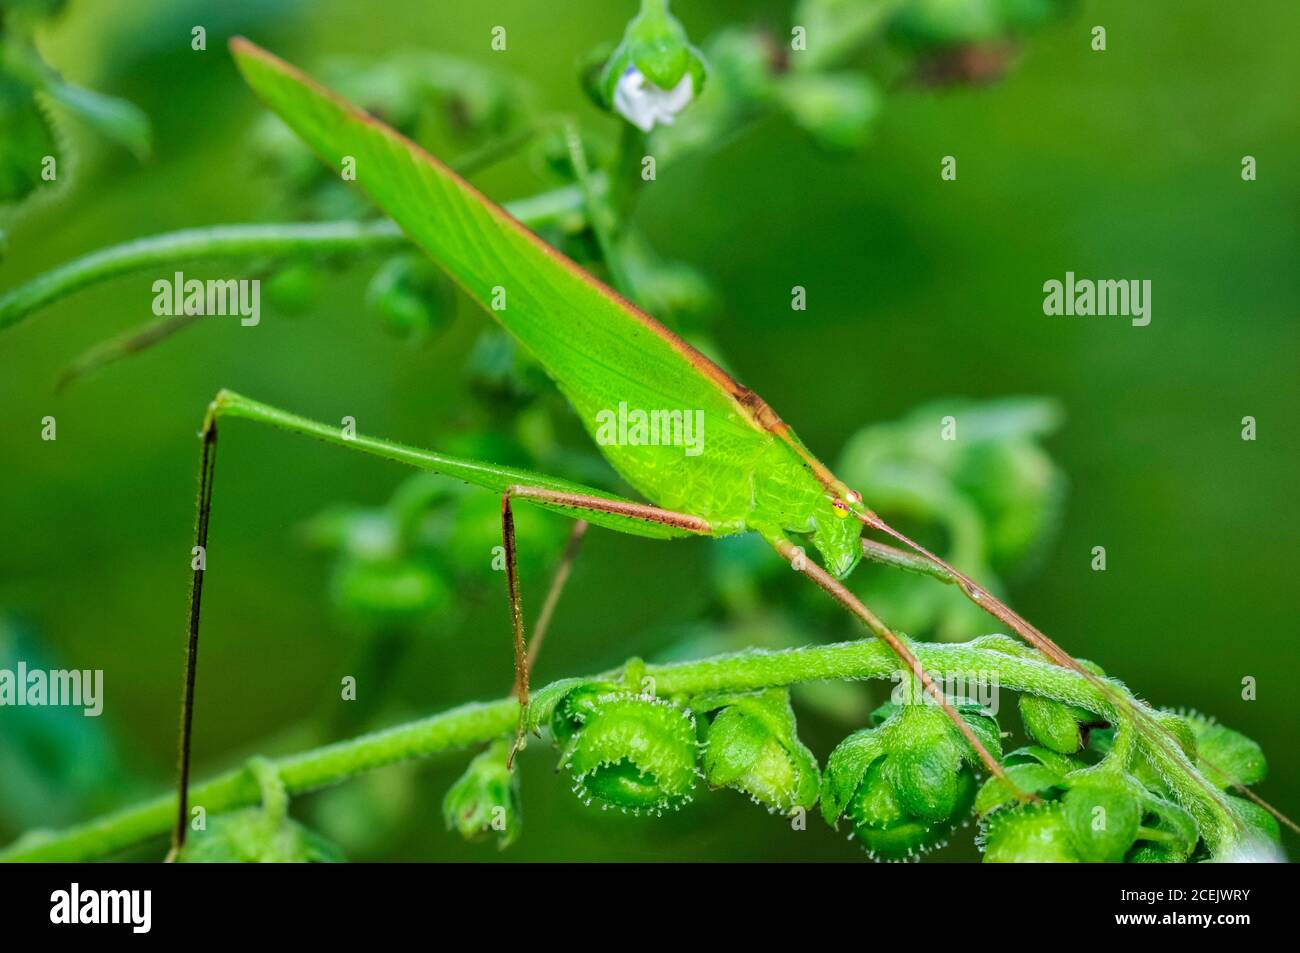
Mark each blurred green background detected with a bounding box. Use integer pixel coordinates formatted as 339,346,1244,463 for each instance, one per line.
1,0,1296,861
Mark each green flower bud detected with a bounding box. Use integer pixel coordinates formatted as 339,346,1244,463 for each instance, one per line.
330,555,450,625
443,740,521,849
1017,659,1106,754
177,809,344,863
263,260,321,314
822,702,998,860
366,253,454,341
774,73,881,153
599,0,707,132
848,759,962,860
699,689,820,813
1019,695,1086,753
556,687,700,814
1061,774,1142,863
981,801,1080,863
178,758,343,863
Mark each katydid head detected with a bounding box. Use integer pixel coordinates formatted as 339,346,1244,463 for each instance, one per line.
809,495,864,579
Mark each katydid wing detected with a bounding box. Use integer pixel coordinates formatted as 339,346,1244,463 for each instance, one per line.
229,37,864,580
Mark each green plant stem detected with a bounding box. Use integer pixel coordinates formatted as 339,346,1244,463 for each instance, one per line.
0,221,401,332
0,182,595,333
0,699,519,863
562,120,632,296
2,637,1195,864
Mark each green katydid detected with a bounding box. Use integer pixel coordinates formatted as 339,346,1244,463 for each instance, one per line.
164,37,1278,856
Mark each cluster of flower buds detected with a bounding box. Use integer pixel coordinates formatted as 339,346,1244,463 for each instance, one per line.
821,700,1000,860
433,670,1279,862
977,746,1185,863
976,710,1280,864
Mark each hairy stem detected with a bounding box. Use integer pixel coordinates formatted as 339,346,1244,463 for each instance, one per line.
0,637,1215,864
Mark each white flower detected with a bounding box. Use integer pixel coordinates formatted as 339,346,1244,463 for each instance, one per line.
612,66,694,133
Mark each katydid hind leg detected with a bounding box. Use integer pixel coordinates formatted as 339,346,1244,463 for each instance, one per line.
171,389,714,790
170,414,219,859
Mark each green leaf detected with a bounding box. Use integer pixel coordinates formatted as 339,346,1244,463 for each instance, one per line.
41,79,151,159
1188,716,1267,789
0,74,57,203
974,762,1061,816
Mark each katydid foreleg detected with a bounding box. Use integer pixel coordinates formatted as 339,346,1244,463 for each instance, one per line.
856,508,1300,833
766,533,1018,793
